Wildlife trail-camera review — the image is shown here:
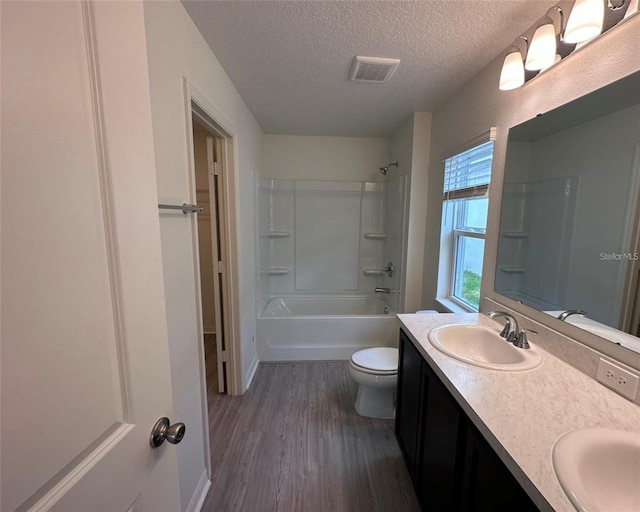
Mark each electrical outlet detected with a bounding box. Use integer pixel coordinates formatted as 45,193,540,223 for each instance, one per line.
596,358,639,401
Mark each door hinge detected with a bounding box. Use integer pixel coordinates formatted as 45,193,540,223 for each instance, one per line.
213,161,220,176
216,260,225,274
221,350,227,362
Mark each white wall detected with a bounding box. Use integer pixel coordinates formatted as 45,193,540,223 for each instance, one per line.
389,113,432,313
421,15,640,364
143,2,262,510
389,118,413,312
263,134,389,182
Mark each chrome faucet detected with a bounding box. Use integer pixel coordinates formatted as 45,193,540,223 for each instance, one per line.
381,261,395,278
487,311,519,342
557,309,587,321
375,287,391,294
514,328,537,350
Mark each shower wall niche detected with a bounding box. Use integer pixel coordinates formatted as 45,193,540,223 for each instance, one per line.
256,175,403,312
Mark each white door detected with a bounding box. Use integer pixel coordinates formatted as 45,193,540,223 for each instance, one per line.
1,2,181,511
206,137,226,394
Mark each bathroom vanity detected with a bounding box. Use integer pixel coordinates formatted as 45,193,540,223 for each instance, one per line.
395,313,640,512
396,329,538,511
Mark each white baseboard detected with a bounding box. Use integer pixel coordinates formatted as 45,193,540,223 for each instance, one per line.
185,469,211,512
243,353,259,392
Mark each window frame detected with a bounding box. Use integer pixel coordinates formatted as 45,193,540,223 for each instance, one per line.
437,130,495,313
450,219,486,311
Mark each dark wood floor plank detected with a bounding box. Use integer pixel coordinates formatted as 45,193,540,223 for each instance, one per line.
201,362,420,512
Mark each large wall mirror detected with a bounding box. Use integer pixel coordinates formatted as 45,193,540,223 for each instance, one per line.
495,70,640,355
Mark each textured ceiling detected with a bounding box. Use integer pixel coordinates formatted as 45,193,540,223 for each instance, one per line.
181,1,557,137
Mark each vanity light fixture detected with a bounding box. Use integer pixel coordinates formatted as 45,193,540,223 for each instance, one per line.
525,7,563,71
540,54,562,73
608,0,627,10
498,0,638,91
564,0,605,43
499,37,528,91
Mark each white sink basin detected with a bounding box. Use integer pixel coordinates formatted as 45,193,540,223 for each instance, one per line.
553,428,640,512
427,324,542,371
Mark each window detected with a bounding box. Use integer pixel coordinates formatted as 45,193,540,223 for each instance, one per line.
438,135,494,312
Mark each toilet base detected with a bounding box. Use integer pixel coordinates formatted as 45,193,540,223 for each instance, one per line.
354,385,396,419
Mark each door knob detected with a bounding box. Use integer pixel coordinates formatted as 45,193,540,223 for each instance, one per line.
150,417,186,448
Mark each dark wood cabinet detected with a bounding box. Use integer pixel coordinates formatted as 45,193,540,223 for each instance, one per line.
417,360,466,511
396,329,540,512
460,424,539,512
395,329,425,484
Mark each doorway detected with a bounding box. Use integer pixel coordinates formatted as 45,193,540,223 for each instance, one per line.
186,87,244,491
192,111,228,396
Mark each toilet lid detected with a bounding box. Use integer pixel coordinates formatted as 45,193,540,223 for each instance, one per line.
351,347,398,373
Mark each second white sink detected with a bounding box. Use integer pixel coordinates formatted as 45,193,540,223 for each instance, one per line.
428,324,543,371
553,428,640,512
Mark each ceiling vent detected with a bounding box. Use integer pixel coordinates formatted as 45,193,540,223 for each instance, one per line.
349,56,400,83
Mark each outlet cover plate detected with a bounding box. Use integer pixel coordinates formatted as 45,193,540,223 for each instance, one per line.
596,358,639,401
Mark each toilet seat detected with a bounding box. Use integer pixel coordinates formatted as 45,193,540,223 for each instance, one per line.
350,347,398,375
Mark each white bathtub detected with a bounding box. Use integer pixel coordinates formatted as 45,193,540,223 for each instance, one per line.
256,296,399,361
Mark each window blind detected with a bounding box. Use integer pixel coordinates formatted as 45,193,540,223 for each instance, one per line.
443,140,494,200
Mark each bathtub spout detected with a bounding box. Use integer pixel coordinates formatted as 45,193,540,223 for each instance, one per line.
375,287,390,294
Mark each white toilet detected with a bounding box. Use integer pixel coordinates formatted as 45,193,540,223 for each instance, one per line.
348,347,399,419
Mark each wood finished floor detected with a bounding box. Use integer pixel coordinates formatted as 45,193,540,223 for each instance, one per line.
200,362,420,512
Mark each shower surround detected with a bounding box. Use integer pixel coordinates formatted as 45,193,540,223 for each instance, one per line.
255,175,406,360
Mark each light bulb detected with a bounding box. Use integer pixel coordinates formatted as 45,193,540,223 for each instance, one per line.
564,0,605,44
499,50,525,91
525,22,557,71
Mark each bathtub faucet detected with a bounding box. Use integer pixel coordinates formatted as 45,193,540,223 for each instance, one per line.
375,287,391,294
381,261,395,278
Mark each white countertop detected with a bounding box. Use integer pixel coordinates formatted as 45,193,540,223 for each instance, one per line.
397,313,640,512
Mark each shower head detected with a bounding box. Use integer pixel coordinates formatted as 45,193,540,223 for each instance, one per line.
379,161,399,175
